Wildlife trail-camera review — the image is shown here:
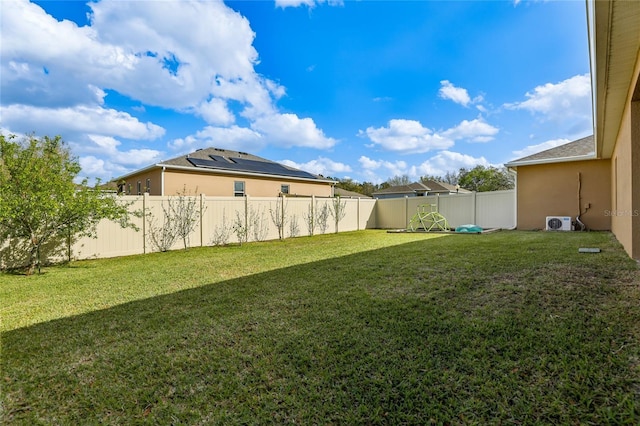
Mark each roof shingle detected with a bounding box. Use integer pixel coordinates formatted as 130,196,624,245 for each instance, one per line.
506,135,595,167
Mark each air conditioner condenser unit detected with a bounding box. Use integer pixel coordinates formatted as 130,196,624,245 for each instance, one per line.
546,216,572,231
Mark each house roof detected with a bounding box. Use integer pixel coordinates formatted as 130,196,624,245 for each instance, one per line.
505,135,596,168
115,147,335,184
372,180,467,196
372,182,427,196
421,179,470,193
334,187,372,198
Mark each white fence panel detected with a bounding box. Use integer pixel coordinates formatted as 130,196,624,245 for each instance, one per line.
285,197,312,238
374,190,515,230
72,196,145,259
202,196,245,246
375,198,407,229
437,193,475,228
359,199,377,230
475,190,516,229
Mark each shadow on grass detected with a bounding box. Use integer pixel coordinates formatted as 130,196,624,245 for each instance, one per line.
3,231,640,424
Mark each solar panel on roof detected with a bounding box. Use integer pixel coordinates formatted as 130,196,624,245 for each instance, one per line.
187,155,317,179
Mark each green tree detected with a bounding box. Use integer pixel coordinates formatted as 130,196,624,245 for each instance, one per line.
386,174,411,186
0,134,137,274
457,165,514,192
421,171,459,185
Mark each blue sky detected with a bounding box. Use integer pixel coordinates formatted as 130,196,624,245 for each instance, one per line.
1,0,592,184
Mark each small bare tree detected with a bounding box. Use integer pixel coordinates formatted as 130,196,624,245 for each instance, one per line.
250,206,269,242
172,187,201,249
147,186,202,252
289,215,300,238
303,203,315,236
210,209,231,246
269,196,288,240
316,201,330,234
232,210,248,246
147,204,178,252
330,196,347,234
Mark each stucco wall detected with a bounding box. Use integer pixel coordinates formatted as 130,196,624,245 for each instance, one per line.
121,169,163,195
121,168,333,197
515,160,611,231
162,170,333,197
610,62,640,259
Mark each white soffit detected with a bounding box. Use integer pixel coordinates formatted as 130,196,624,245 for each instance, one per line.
594,0,640,159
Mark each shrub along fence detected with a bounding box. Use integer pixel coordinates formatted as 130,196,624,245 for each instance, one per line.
1,190,515,267
70,195,378,261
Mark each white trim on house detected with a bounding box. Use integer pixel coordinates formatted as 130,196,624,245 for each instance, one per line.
505,153,597,168
116,163,336,185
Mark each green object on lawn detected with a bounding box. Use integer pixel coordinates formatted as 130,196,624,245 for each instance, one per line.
455,224,483,233
408,204,449,232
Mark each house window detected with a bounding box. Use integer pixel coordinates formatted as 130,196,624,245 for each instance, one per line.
146,178,151,193
137,181,142,195
127,184,132,195
281,184,290,195
234,181,245,197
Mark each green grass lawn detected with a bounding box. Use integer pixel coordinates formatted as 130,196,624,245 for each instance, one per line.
2,230,640,424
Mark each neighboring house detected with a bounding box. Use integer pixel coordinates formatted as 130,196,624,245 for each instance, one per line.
372,181,469,199
114,147,335,197
505,135,611,231
333,188,372,199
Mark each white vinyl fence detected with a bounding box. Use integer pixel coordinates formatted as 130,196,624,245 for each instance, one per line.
1,190,515,267
71,195,378,261
375,190,516,230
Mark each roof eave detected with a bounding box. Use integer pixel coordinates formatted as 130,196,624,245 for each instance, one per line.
118,163,335,184
505,153,598,168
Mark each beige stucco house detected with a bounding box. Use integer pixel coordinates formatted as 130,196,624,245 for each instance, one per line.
505,135,611,231
508,1,640,259
115,147,335,198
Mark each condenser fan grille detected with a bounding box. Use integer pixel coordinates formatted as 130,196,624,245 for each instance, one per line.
547,218,563,230
545,216,571,231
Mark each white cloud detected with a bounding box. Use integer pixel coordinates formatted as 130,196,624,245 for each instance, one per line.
416,151,492,178
360,117,499,154
194,98,235,126
511,138,571,159
359,119,454,154
439,80,471,107
0,104,163,141
83,135,163,166
356,151,493,184
0,0,284,116
169,125,264,153
358,156,413,183
1,104,165,141
442,118,499,143
251,113,337,149
505,74,592,120
1,0,342,181
280,157,351,176
275,0,344,9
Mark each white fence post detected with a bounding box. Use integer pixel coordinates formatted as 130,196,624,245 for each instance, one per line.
473,191,477,224
143,193,149,254
405,196,409,229
200,193,205,247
